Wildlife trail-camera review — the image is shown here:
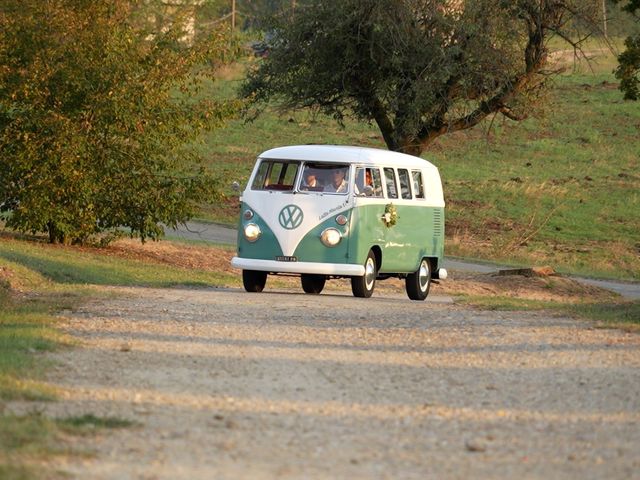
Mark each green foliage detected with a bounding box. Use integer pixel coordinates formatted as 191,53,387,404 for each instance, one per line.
613,1,640,99
615,34,640,99
241,0,603,155
615,0,640,17
0,0,238,245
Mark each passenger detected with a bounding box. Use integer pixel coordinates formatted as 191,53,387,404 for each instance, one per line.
301,171,319,190
324,168,348,193
364,169,382,197
365,169,373,187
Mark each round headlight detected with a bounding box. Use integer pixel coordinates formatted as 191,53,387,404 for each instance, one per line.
320,228,341,247
244,223,261,242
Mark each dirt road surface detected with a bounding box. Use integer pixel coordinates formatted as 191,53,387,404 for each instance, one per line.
22,286,640,479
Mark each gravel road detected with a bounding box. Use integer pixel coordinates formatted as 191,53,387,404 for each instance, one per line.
28,285,640,479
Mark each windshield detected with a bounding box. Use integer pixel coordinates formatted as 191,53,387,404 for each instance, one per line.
298,163,350,195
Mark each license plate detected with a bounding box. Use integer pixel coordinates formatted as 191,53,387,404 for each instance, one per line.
276,256,298,262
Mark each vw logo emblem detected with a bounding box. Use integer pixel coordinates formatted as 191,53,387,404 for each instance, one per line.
278,205,304,230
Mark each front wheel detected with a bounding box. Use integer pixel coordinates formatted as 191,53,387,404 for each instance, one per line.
351,250,377,298
405,258,431,301
301,274,326,294
242,270,267,293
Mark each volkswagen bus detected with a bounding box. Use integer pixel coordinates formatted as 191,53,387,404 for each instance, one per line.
231,145,447,300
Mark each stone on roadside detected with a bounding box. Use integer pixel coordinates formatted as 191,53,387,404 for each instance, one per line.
465,439,487,453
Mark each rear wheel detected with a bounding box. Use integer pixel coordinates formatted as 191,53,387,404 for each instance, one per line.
242,270,267,293
351,250,377,298
405,258,431,301
301,274,326,294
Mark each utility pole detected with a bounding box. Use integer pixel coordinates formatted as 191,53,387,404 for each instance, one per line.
231,0,236,30
602,0,608,39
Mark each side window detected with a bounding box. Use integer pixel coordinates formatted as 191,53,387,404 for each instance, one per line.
355,167,383,197
383,167,398,199
251,161,270,189
251,160,299,191
369,168,383,197
398,169,412,199
412,170,425,199
281,163,297,185
355,167,366,194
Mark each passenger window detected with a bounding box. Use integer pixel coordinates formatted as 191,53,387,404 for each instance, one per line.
383,168,398,199
251,160,299,191
369,168,383,197
355,167,366,194
398,169,412,199
412,170,425,199
355,167,383,197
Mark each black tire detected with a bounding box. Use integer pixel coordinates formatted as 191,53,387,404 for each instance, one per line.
301,274,326,294
242,270,267,293
351,250,377,298
405,258,431,301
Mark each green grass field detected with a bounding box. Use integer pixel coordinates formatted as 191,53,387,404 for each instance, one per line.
199,43,639,281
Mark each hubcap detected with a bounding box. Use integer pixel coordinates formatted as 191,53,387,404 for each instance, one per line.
364,257,376,290
419,260,430,292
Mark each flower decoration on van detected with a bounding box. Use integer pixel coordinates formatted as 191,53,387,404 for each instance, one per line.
382,203,398,228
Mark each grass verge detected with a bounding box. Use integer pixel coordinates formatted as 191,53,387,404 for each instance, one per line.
0,412,136,480
566,301,640,331
0,232,237,478
455,294,640,331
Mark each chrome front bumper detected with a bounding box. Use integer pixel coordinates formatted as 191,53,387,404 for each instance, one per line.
231,257,365,276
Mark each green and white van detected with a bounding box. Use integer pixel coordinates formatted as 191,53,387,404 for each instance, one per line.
231,145,447,300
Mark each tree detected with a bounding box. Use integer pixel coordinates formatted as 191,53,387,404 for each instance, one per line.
0,0,237,244
241,0,602,156
613,0,640,100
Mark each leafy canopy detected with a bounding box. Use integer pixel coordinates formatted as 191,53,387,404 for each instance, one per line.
242,0,602,155
0,0,237,244
613,0,640,100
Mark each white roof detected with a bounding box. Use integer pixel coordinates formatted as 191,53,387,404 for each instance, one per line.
259,145,438,171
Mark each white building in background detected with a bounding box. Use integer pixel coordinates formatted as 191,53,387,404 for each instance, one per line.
148,0,205,44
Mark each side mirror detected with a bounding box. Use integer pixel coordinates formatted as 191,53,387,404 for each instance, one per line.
231,181,240,192
363,185,374,196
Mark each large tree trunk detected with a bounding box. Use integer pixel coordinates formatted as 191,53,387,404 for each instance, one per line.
47,221,69,245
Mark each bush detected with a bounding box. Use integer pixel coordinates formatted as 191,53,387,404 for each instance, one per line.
0,0,238,244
